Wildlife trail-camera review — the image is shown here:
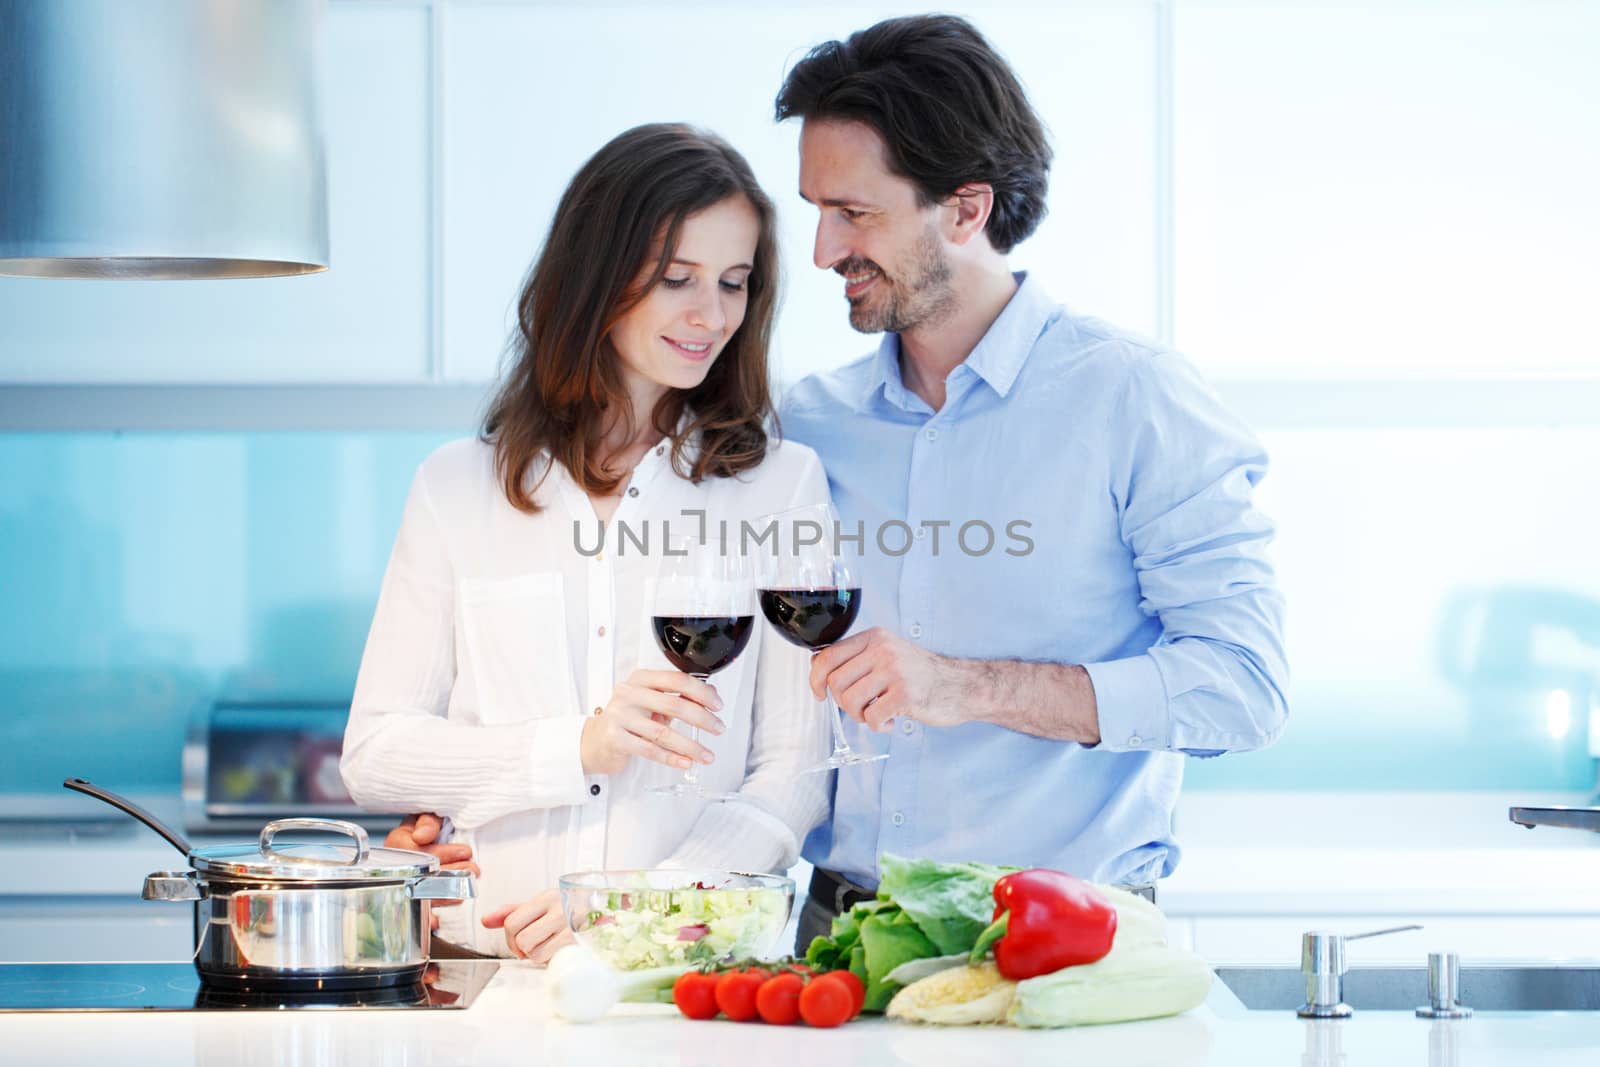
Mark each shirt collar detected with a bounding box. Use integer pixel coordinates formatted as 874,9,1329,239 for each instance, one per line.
860,271,1054,411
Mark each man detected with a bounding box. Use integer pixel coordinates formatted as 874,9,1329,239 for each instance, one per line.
772,14,1289,950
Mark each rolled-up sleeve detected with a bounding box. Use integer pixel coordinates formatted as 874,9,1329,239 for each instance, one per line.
1083,351,1289,756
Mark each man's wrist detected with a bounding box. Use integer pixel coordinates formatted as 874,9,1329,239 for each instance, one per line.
959,658,1101,744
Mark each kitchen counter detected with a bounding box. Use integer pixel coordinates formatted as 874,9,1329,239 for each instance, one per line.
6,962,1600,1067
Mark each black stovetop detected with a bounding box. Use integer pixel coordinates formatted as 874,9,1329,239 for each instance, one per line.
0,960,499,1012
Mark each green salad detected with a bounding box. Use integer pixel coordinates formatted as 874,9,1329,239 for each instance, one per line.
579,883,789,971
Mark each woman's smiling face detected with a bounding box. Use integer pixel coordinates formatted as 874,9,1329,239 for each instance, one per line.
609,194,761,396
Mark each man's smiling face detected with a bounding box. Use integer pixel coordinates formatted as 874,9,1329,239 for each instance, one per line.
798,118,956,335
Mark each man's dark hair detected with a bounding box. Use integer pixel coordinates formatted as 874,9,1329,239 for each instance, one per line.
774,14,1052,254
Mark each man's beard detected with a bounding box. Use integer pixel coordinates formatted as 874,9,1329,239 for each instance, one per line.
844,227,956,335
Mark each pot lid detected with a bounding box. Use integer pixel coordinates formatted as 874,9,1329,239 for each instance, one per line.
188,819,437,882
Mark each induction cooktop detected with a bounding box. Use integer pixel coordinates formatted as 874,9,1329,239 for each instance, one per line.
0,960,499,1012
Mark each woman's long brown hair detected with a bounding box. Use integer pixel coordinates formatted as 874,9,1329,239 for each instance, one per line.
482,124,780,512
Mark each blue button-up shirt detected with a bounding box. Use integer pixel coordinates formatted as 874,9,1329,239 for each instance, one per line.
780,273,1289,889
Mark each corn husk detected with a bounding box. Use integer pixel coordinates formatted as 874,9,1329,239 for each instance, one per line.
885,962,1018,1025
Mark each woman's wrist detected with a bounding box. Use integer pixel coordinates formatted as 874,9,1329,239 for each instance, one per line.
579,716,600,776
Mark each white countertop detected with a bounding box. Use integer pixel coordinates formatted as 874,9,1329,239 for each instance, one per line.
5,962,1600,1067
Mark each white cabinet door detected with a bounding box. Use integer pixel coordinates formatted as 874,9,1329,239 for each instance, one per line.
0,4,432,384
1193,915,1600,966
441,2,1157,388
0,899,193,963
1171,0,1600,379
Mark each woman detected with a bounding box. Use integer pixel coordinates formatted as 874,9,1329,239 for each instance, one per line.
340,124,831,959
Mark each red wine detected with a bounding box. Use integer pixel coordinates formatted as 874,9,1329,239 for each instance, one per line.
757,588,862,650
651,615,754,677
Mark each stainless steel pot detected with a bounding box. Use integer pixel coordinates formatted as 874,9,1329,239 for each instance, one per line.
143,818,473,990
62,777,473,991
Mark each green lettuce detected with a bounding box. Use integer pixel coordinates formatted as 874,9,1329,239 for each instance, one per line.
876,854,1014,955
803,854,1013,1012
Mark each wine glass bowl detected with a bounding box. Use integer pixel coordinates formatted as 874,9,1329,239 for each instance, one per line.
648,536,754,799
754,503,888,773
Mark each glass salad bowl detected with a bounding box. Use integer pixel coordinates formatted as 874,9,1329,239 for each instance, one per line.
557,869,794,971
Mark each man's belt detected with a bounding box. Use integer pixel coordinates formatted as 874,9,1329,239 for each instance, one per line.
809,867,877,915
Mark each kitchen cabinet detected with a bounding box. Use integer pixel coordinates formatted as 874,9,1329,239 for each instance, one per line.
440,1,1157,387
0,4,432,384
1,2,1155,395
1190,915,1600,967
1171,0,1600,378
0,898,190,963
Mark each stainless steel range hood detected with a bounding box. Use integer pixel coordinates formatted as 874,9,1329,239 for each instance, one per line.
0,0,329,279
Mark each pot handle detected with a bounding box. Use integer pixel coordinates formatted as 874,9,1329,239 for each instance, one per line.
143,870,204,901
408,869,477,902
259,818,370,863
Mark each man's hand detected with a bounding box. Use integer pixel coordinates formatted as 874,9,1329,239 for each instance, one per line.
480,888,576,964
811,629,1103,744
386,813,481,931
810,626,971,731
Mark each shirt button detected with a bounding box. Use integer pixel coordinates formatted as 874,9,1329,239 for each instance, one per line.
656,446,665,456
1128,735,1143,746
597,625,607,637
925,428,939,442
891,812,905,827
627,487,639,498
914,526,927,540
901,720,915,735
908,623,924,639
589,784,601,796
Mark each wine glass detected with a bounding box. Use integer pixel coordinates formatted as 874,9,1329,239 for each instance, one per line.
756,502,889,773
648,535,755,799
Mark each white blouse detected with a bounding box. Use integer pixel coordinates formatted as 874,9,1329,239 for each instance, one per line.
341,434,833,955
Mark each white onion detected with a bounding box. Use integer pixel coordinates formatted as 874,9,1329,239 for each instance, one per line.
547,945,622,1023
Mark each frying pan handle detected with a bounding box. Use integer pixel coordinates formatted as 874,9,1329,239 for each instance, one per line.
63,777,193,856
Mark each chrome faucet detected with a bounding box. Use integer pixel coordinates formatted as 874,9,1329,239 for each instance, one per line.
1299,925,1424,1018
1509,806,1600,832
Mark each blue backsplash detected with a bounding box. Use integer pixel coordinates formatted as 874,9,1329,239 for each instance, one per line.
4,427,1599,795
0,431,456,794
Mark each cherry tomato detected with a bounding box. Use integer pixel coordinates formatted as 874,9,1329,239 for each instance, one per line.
714,968,768,1022
826,970,866,1018
672,970,720,1020
798,972,855,1028
755,972,803,1025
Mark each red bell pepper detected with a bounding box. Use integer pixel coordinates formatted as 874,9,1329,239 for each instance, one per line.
973,869,1118,980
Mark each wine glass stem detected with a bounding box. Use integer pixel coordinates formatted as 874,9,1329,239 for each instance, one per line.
683,675,706,786
826,695,856,758
683,724,700,786
814,654,856,758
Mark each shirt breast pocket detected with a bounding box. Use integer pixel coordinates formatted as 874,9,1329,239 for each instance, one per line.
457,571,577,724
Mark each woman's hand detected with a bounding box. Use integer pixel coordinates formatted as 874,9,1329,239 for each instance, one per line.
579,668,726,775
481,888,577,964
385,813,481,931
